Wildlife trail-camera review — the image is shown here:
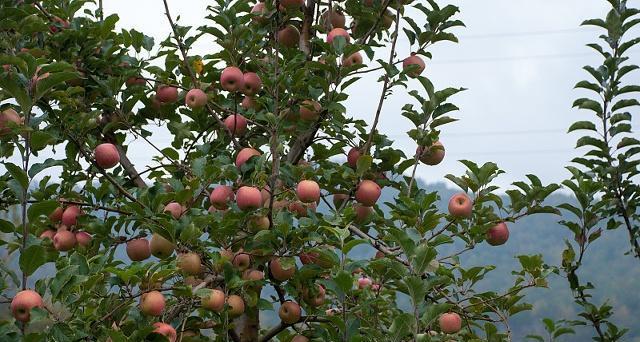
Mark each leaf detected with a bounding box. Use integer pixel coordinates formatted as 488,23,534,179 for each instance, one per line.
611,99,639,112
27,200,58,222
30,131,56,152
0,76,31,110
411,243,436,274
19,245,46,277
0,219,15,233
4,162,28,190
355,154,373,176
568,121,597,132
29,158,65,178
34,72,78,100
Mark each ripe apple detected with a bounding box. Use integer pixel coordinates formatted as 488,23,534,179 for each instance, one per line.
220,66,244,92
164,202,185,219
140,290,165,316
299,100,321,121
357,277,372,289
296,180,320,203
224,114,248,136
374,250,385,259
327,28,350,44
487,222,509,246
242,72,262,96
185,88,208,109
210,185,235,210
403,53,425,77
355,180,381,206
150,233,175,259
232,251,251,271
236,186,263,210
235,147,261,168
303,284,326,307
0,108,22,136
227,295,245,316
53,229,77,251
278,25,300,48
279,301,301,324
448,193,472,218
321,9,346,29
49,207,63,222
10,290,43,322
342,52,364,67
354,204,373,223
126,238,151,261
75,231,92,247
292,336,309,342
417,141,445,165
94,143,120,169
438,312,462,334
156,85,178,103
49,16,70,33
251,2,267,22
40,229,56,240
347,147,361,168
152,322,177,342
202,289,225,312
61,205,82,227
243,269,265,281
241,96,258,110
178,252,202,275
269,258,296,282
333,193,350,209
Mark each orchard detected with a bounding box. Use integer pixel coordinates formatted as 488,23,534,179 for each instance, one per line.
0,0,638,341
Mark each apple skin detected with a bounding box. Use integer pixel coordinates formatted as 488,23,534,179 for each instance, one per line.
357,277,372,289
140,290,165,316
327,27,350,44
242,72,262,96
227,295,245,316
438,312,462,334
10,290,43,322
0,108,22,136
235,147,261,168
152,322,177,342
202,289,226,312
94,143,120,169
243,269,265,282
49,206,64,222
40,229,56,240
126,238,151,261
232,251,251,271
486,222,509,246
236,186,263,210
299,100,322,121
354,204,373,223
288,201,317,217
292,336,310,342
417,141,445,165
347,147,361,168
53,229,77,251
210,185,235,210
278,25,300,48
342,52,364,67
280,0,303,9
321,9,346,29
296,180,321,203
279,301,302,324
220,66,244,92
61,205,82,227
403,53,425,77
448,193,473,218
75,231,92,247
269,258,296,282
185,88,208,109
355,180,381,206
164,202,185,219
251,2,267,22
303,284,326,307
333,193,350,209
156,85,178,103
224,114,248,136
150,233,175,259
178,252,202,275
241,96,258,110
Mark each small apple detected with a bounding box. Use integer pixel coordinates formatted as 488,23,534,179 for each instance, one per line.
279,301,302,324
269,258,296,282
236,186,263,210
355,180,381,206
248,215,270,231
227,295,245,316
126,238,151,261
235,147,261,168
417,141,445,165
321,9,346,29
280,0,303,9
438,312,462,334
202,289,225,312
61,205,82,227
210,185,235,209
10,290,43,322
152,322,177,342
156,85,178,103
150,233,175,259
354,204,373,223
94,143,120,169
0,108,22,136
303,284,326,307
185,88,208,109
278,25,300,48
288,201,316,217
243,269,265,281
232,251,251,271
347,147,361,168
40,229,56,240
75,231,92,247
357,277,372,289
251,2,267,22
403,53,425,77
53,229,77,251
49,207,63,222
296,180,321,203
299,100,321,121
241,96,258,110
178,252,202,275
448,193,472,218
140,290,165,316
220,66,244,92
164,202,185,219
487,222,509,246
327,28,350,44
224,114,248,136
242,72,262,96
342,52,364,67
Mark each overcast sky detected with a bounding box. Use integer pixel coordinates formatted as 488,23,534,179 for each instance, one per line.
92,1,639,189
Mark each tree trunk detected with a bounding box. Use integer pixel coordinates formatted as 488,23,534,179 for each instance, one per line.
234,304,260,342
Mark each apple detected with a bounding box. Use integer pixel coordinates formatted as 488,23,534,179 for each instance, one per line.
296,180,321,203
236,186,263,210
327,28,350,44
375,251,385,259
303,284,326,307
438,312,462,334
279,301,301,324
251,2,267,22
126,238,151,261
185,88,208,109
178,252,202,275
241,96,258,110
61,205,82,227
417,141,445,165
220,66,244,92
448,193,472,218
156,85,178,103
342,52,364,67
10,290,43,322
126,77,145,87
321,9,346,29
152,322,177,342
150,233,175,259
278,25,300,48
288,201,316,217
94,143,120,169
202,289,225,312
299,100,321,121
371,283,381,291
40,229,56,240
210,185,235,210
354,204,373,223
242,72,262,96
292,336,310,342
243,269,265,281
140,290,165,316
347,147,361,168
403,53,425,77
75,231,92,247
280,0,303,9
248,215,270,231
232,251,251,271
164,202,185,219
227,295,245,316
53,229,77,251
487,222,509,246
49,207,63,222
49,16,70,33
269,258,296,282
333,193,350,209
355,180,381,206
357,277,372,289
224,114,248,136
235,147,261,168
0,108,22,136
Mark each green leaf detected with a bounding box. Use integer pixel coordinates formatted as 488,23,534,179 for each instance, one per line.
0,219,15,233
4,162,28,190
30,131,56,152
411,243,436,274
0,76,31,110
28,200,58,221
19,245,46,277
29,158,65,178
568,121,597,132
355,154,372,176
34,72,78,100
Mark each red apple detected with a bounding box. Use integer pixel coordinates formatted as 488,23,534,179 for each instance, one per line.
53,229,77,251
202,289,225,312
278,25,300,48
242,72,262,96
152,322,177,342
94,143,120,169
243,269,265,281
164,202,185,219
403,53,425,77
438,312,462,334
251,2,267,22
321,9,346,29
232,251,251,271
224,114,248,136
126,238,151,261
10,290,43,322
236,186,263,210
357,277,372,289
49,207,63,222
347,147,361,168
327,28,350,44
448,193,472,218
61,205,81,227
178,252,202,275
342,52,364,67
269,258,296,282
140,290,165,316
303,284,326,307
220,66,244,92
126,77,145,87
227,295,245,316
280,0,303,9
299,100,321,121
40,229,56,240
241,96,258,110
296,180,321,203
156,85,178,103
417,141,445,165
288,201,316,217
185,88,208,109
0,108,22,136
355,180,381,206
235,147,261,168
487,222,509,246
279,301,301,324
75,231,92,247
210,185,235,210
354,204,373,223
150,233,175,259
